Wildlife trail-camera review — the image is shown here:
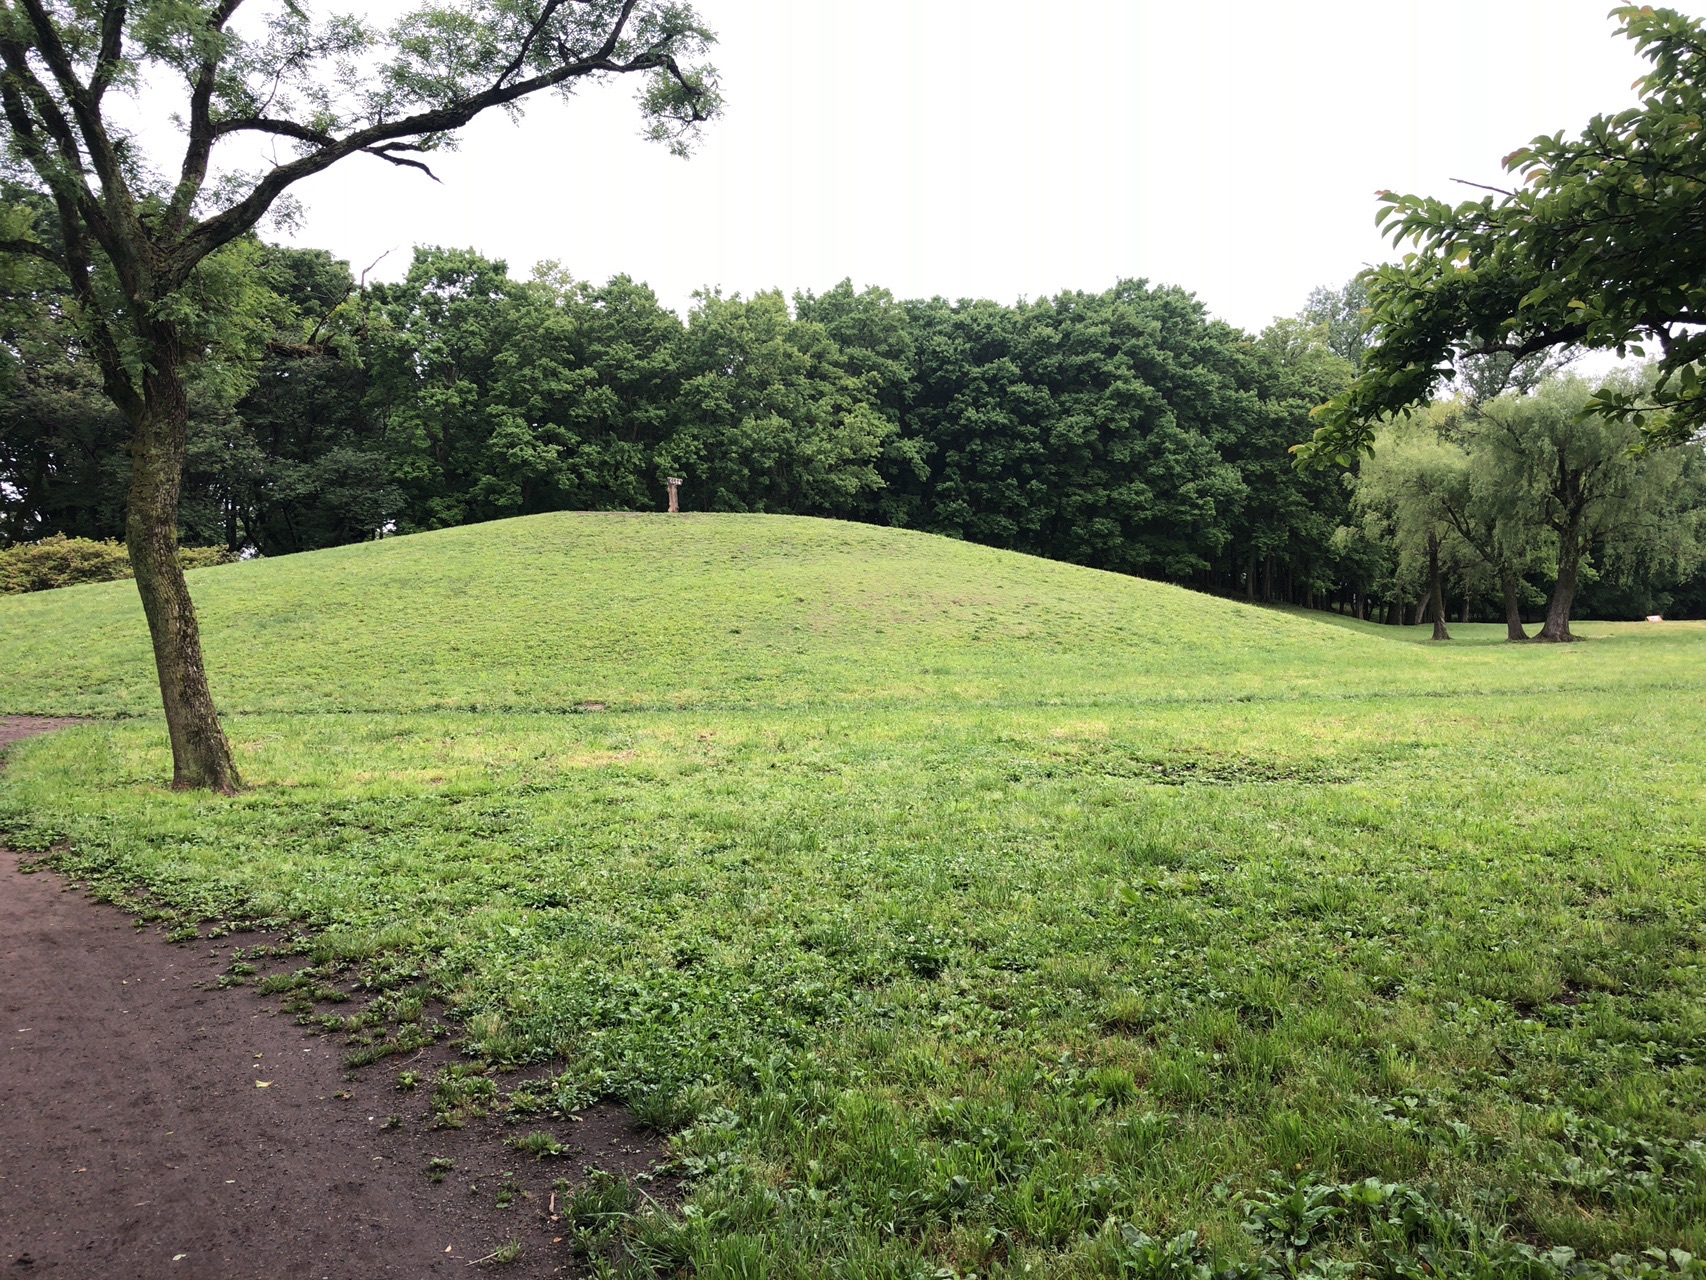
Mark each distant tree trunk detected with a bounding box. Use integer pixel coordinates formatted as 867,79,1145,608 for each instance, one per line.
1427,535,1451,641
123,348,241,793
1537,521,1583,642
1460,592,1471,624
1246,553,1256,602
1412,596,1426,626
1263,555,1274,602
1500,571,1528,642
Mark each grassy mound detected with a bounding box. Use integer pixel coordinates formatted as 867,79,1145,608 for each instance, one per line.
2,514,1704,1279
0,512,1696,716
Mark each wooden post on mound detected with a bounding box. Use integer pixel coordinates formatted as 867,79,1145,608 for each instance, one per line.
666,477,683,513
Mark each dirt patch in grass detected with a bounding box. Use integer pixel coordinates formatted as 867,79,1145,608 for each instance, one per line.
0,716,88,749
1,721,669,1279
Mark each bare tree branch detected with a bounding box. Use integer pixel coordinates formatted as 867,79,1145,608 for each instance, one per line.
0,43,138,414
1451,177,1517,198
210,116,336,146
0,37,88,176
168,0,248,232
1462,321,1594,363
15,0,134,218
91,0,127,102
0,37,117,251
178,39,703,267
0,0,711,401
364,143,442,180
495,0,575,87
0,235,66,268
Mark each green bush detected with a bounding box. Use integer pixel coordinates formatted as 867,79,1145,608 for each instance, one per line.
178,545,239,572
0,535,237,594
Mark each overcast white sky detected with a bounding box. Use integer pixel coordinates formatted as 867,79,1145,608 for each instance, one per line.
273,1,1699,332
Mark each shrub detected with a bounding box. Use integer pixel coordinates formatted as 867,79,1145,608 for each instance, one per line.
0,535,237,594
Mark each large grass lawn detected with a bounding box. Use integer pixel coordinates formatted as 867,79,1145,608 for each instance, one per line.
2,514,1703,1279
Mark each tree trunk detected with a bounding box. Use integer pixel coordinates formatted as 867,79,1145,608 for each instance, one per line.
1537,522,1582,642
1500,572,1528,642
1245,553,1256,602
1412,596,1426,627
125,358,241,793
1460,592,1471,624
1427,535,1451,641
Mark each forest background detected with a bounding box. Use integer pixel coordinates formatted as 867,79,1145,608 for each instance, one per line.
3,240,1703,623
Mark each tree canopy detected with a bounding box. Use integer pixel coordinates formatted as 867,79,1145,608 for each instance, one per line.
1301,5,1706,463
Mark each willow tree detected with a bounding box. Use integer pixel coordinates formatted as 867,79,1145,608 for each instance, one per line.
1350,424,1463,642
0,0,719,791
1474,376,1701,642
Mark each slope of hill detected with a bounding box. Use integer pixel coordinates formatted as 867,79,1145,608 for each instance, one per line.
0,512,1694,716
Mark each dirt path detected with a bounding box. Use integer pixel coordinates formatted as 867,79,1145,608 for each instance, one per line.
0,718,664,1279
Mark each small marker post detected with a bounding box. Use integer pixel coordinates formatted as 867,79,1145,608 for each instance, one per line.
666,476,683,513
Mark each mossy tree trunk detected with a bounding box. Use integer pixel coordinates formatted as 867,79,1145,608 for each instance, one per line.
1537,522,1582,642
1427,534,1451,641
1500,571,1529,642
122,331,239,793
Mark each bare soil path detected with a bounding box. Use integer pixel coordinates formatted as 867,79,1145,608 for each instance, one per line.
0,717,663,1279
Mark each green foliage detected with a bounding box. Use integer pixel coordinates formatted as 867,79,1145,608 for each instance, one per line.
0,534,235,594
365,255,902,528
661,290,897,517
1304,7,1706,460
361,262,1361,598
2,514,1705,1274
1472,378,1705,634
0,535,132,594
0,241,396,555
1349,421,1470,618
5,241,1699,644
1236,321,1359,602
510,1130,568,1159
35,233,1701,622
1299,278,1374,370
897,283,1253,579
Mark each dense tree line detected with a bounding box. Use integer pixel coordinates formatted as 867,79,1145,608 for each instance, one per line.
4,244,1702,622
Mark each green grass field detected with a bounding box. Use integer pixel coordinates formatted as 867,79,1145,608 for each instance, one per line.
2,513,1703,1279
